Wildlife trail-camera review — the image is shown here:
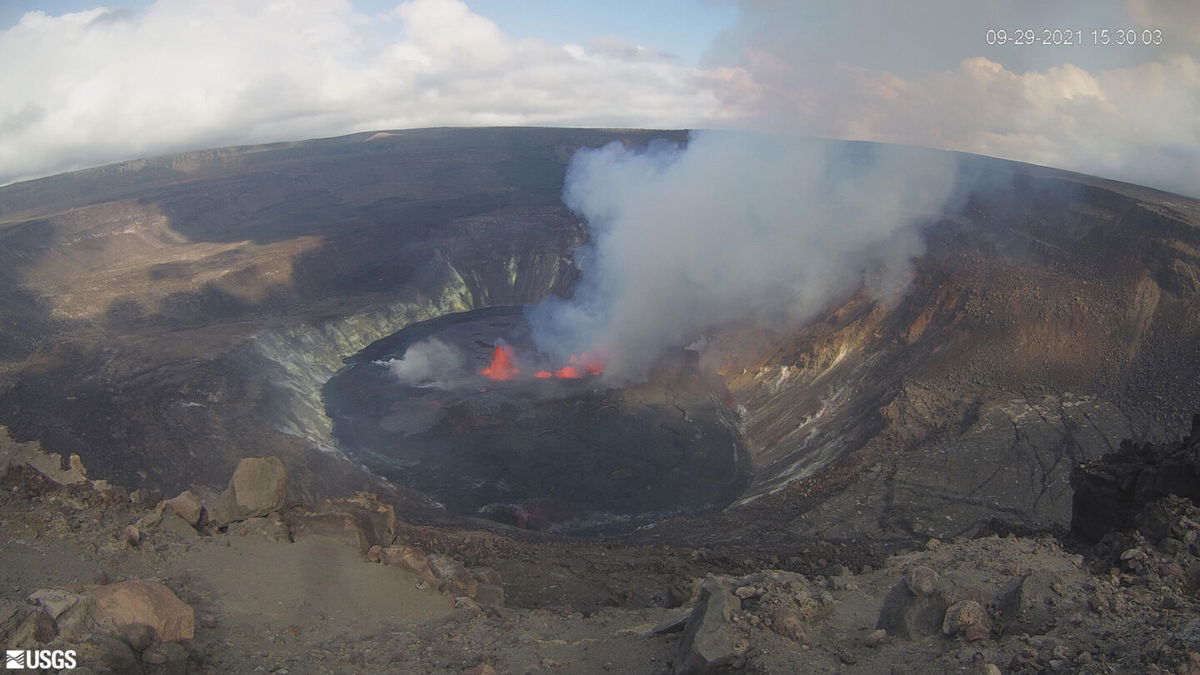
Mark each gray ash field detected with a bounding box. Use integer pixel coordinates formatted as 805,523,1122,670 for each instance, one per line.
325,306,749,534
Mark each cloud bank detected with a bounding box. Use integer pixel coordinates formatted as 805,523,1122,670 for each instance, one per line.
709,0,1200,197
0,0,723,185
1,0,1196,197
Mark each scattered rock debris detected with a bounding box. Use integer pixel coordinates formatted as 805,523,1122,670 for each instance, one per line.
5,426,1200,673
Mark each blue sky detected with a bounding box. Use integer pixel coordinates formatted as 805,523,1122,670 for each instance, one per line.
1,0,1197,195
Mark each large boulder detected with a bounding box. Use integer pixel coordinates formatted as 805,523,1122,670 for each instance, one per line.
905,566,939,596
379,545,437,586
942,600,990,641
878,566,992,641
133,501,200,541
676,577,741,675
163,491,204,527
25,588,94,638
994,571,1061,636
878,567,952,640
214,457,286,525
316,492,397,548
286,492,399,554
85,580,195,643
21,581,194,646
427,555,479,599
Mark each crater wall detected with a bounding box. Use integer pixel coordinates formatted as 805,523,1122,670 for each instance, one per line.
1,128,1198,545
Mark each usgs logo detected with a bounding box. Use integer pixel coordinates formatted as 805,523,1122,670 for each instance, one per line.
5,649,77,670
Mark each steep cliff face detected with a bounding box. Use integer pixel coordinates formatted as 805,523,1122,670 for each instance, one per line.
702,168,1200,541
234,250,580,456
0,127,618,493
0,128,1197,544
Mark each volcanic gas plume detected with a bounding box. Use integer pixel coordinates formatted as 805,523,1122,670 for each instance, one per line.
528,131,959,383
374,338,466,389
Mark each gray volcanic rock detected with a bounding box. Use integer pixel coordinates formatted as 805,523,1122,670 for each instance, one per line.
904,566,939,596
1071,414,1200,541
163,490,203,526
86,580,195,643
8,456,1200,673
23,580,194,644
941,599,989,639
995,571,1062,635
877,576,950,639
0,427,88,486
214,456,286,525
676,577,741,675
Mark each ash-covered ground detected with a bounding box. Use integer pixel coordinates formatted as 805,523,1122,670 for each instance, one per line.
5,421,1200,673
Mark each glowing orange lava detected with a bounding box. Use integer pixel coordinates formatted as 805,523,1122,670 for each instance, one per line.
480,344,519,381
479,344,605,381
553,351,604,379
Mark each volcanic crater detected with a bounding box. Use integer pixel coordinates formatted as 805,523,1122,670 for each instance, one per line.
0,127,1197,550
324,306,749,533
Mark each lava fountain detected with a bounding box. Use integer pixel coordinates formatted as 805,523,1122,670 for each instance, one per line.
480,343,519,381
480,343,605,383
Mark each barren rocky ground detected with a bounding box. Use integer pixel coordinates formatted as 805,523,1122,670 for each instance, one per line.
6,419,1200,673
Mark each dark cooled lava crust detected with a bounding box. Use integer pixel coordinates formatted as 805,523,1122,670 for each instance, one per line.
324,307,751,534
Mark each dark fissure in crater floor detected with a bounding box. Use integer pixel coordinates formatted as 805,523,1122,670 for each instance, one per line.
323,307,750,534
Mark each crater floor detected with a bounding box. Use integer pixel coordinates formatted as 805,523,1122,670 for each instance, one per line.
324,307,750,534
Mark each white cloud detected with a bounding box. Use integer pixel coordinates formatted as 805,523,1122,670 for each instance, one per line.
709,0,1200,197
3,0,1197,197
1127,0,1200,50
0,0,724,184
710,51,1200,196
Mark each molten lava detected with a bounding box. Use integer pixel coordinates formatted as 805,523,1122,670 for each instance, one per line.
480,344,519,381
480,344,605,381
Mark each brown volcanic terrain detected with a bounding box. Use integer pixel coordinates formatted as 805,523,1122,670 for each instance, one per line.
694,171,1200,547
1,127,1200,673
2,127,1195,542
0,128,628,503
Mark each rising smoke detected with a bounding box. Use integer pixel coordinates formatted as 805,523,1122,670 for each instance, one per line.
375,337,466,389
528,131,959,382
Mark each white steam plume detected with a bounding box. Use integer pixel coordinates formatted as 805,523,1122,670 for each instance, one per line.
528,131,958,382
375,338,465,389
